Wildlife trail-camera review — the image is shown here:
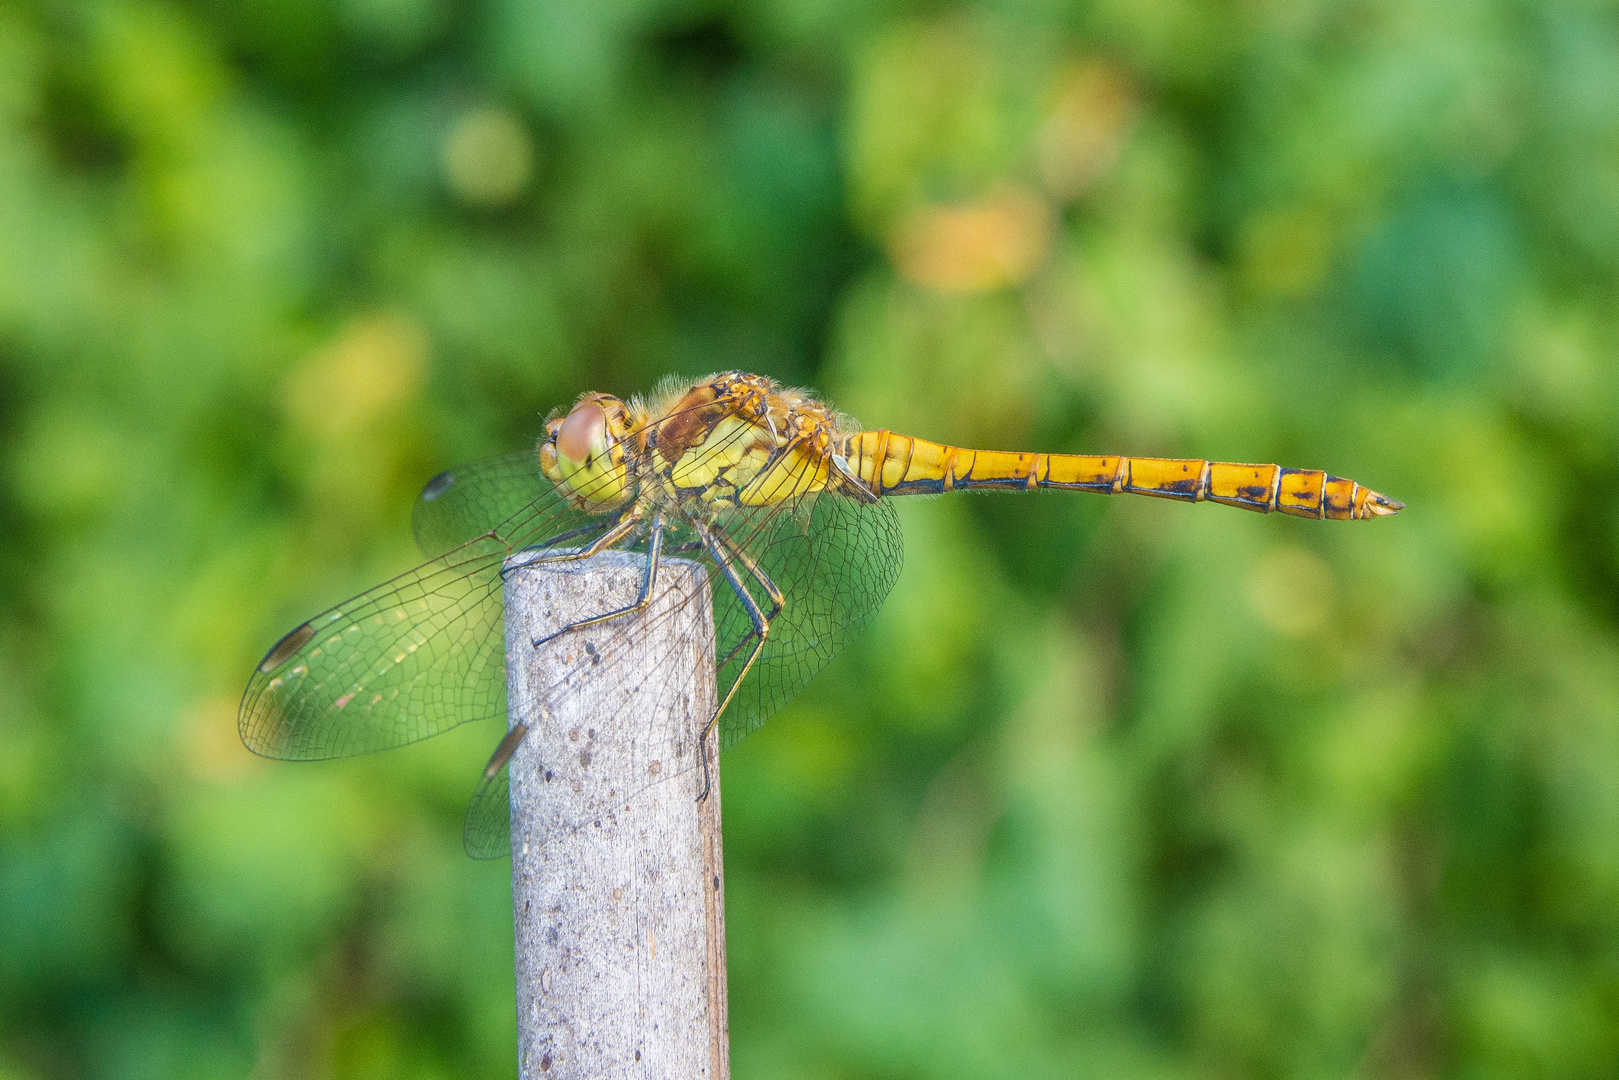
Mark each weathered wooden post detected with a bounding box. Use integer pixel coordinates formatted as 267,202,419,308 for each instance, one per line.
503,550,730,1079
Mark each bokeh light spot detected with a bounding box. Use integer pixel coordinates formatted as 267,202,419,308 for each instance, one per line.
441,106,535,208
284,313,427,436
1038,60,1135,202
1246,545,1336,637
889,187,1052,293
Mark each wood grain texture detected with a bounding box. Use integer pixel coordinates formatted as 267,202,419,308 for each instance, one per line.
504,550,730,1080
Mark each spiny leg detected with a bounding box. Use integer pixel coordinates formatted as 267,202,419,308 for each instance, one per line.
527,503,644,567
657,532,773,667
707,524,785,620
706,457,806,668
704,524,787,670
498,521,614,582
531,511,666,648
692,520,773,802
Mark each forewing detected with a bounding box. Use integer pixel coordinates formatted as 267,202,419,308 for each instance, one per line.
240,544,518,759
708,488,904,749
458,552,718,858
242,485,612,760
412,448,583,558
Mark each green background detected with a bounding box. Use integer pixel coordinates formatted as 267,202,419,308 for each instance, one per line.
4,1,1619,1077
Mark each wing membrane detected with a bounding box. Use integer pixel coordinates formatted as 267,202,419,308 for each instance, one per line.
460,553,719,858
457,483,902,858
240,546,509,758
707,484,904,750
412,448,582,558
241,480,609,760
463,761,512,860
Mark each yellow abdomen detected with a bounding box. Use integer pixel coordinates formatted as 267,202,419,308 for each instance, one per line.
843,430,1403,521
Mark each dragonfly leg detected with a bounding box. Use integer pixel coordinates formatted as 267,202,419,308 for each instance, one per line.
660,534,751,668
530,512,666,648
707,526,785,620
498,521,615,582
703,526,787,670
526,504,644,565
691,522,773,802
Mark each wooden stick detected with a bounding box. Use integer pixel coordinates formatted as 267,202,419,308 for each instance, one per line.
504,549,730,1080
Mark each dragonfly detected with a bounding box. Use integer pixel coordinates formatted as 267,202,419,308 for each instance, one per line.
240,371,1403,857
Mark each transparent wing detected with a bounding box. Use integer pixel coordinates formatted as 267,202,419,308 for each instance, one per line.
459,552,723,859
707,489,904,749
412,448,554,558
240,464,610,760
463,759,512,860
458,483,902,860
239,548,506,758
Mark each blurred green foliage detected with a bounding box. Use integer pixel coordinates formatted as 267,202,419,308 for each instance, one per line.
3,0,1619,1077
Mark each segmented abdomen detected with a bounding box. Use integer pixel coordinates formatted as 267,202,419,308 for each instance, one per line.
843,431,1403,521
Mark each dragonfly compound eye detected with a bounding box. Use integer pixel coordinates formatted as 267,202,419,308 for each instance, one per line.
556,401,608,464
546,397,631,509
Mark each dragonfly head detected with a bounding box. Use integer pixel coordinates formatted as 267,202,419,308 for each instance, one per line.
541,393,635,510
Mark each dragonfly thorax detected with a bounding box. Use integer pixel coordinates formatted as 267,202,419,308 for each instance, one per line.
649,374,853,510
543,372,870,518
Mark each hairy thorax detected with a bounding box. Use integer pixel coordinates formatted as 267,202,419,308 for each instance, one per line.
646,373,850,512
539,371,867,519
